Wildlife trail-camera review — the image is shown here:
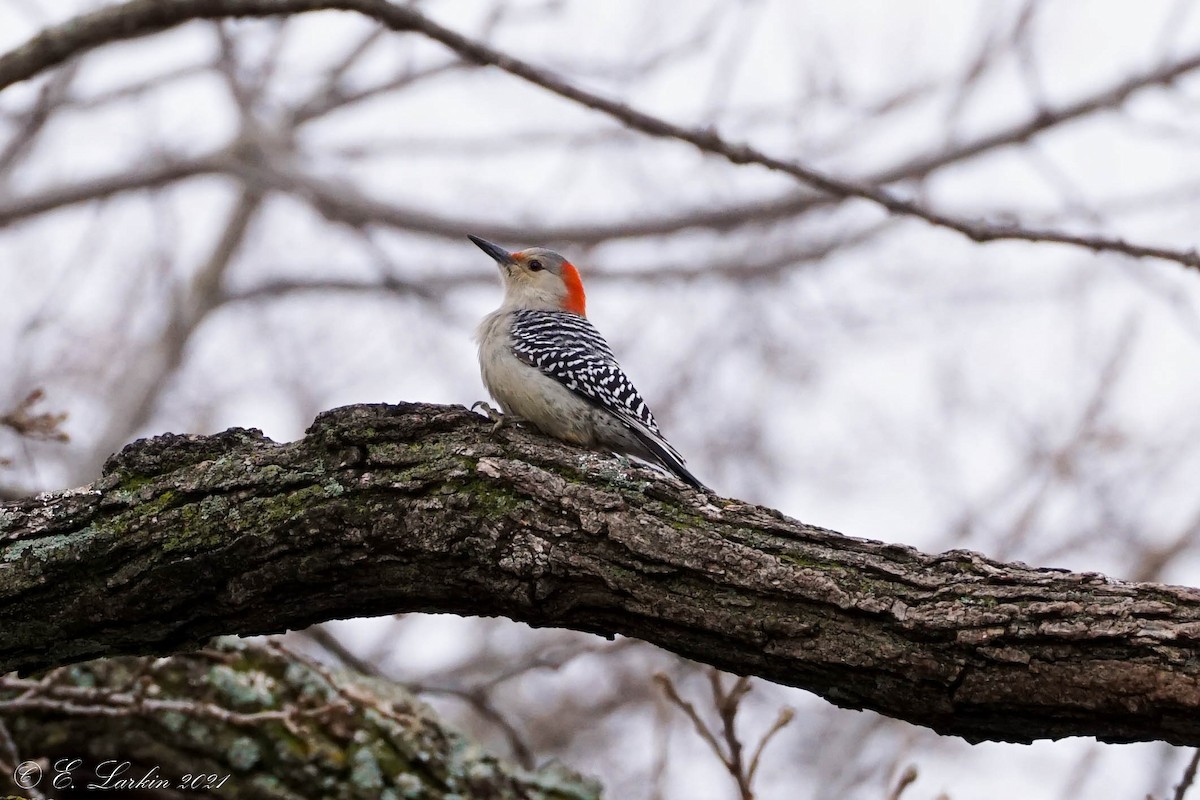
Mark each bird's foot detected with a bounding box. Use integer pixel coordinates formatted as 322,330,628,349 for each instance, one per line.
471,401,522,435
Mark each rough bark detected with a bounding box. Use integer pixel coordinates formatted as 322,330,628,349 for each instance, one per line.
0,637,598,800
3,402,1200,746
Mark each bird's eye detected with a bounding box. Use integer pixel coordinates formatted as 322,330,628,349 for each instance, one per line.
528,259,544,272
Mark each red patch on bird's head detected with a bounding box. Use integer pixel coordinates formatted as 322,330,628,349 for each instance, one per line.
561,262,587,316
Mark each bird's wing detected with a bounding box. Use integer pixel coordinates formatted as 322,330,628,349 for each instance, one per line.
508,310,695,477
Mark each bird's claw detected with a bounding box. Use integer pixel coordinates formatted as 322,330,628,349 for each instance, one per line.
471,401,519,435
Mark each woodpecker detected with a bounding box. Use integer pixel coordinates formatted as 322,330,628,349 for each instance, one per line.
469,234,706,490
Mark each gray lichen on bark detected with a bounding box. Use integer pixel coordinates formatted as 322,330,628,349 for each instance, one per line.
2,636,600,799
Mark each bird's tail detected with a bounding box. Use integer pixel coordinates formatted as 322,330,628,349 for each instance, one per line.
627,424,708,491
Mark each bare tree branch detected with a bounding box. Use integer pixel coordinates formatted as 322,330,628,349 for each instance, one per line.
0,154,228,229
0,59,76,178
1,0,1197,267
4,402,1200,748
221,226,886,308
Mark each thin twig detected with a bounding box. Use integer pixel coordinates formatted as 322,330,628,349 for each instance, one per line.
1174,749,1200,800
0,717,47,800
746,706,794,785
413,684,537,770
0,676,342,731
711,673,754,799
887,765,919,800
654,673,729,765
301,624,384,677
657,671,793,800
0,389,68,442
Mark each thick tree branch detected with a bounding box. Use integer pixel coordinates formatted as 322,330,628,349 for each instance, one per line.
0,636,598,800
3,403,1200,747
1,0,1198,268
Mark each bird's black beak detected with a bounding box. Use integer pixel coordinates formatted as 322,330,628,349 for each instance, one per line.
468,235,515,266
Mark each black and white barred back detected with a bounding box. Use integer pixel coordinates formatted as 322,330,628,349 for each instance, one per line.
507,309,694,478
